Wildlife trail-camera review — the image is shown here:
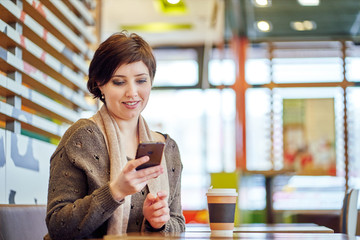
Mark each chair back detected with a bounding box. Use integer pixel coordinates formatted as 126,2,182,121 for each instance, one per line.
0,204,48,240
340,189,359,236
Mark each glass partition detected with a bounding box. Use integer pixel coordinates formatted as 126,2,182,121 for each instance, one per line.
143,89,235,209
153,48,199,86
272,58,343,83
146,41,360,213
242,41,352,213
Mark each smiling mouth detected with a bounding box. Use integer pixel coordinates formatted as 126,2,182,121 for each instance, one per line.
123,101,139,106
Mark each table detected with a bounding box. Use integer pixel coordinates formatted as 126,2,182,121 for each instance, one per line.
101,223,339,239
185,223,334,233
103,232,357,239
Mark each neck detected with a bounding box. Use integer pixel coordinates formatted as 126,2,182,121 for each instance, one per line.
115,117,139,159
116,117,138,138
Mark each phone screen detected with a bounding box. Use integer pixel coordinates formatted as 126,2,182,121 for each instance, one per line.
135,142,165,170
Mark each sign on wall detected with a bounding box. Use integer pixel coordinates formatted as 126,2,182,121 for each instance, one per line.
0,128,56,204
283,98,336,175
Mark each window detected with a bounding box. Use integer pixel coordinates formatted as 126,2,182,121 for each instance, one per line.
153,49,198,86
272,58,343,83
143,48,236,210
208,48,236,86
242,41,357,212
143,89,235,209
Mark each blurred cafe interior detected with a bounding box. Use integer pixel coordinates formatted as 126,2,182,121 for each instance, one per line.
1,0,360,235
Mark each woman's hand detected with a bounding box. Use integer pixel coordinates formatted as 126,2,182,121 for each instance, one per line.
143,191,170,229
109,156,164,201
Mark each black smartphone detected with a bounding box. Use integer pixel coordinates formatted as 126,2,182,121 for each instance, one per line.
135,142,165,170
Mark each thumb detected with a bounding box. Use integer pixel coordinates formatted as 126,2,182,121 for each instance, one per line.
144,193,156,207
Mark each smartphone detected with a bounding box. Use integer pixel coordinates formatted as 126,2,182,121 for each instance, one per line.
135,142,165,170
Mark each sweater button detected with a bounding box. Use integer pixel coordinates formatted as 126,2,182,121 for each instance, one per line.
75,141,82,148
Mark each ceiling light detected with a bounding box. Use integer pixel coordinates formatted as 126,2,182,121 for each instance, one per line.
292,21,305,31
303,20,316,30
297,0,320,6
121,22,192,33
252,0,272,7
256,21,272,32
290,20,317,31
167,0,181,4
154,0,187,15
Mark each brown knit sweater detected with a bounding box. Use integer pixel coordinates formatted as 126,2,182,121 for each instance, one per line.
45,119,185,240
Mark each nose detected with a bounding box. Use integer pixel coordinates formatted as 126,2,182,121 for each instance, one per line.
125,82,138,98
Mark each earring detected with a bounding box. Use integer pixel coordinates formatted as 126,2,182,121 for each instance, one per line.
100,94,105,100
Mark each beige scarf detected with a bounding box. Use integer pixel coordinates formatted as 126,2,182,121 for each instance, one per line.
91,105,169,234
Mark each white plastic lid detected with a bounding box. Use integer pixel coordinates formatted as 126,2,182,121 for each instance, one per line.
206,188,238,196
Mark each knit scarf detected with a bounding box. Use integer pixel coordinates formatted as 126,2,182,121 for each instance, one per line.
91,105,169,235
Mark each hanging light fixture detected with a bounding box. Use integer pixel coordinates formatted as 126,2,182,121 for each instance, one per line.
297,0,320,6
256,21,272,32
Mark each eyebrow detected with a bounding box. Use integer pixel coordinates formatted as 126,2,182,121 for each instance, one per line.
111,73,149,78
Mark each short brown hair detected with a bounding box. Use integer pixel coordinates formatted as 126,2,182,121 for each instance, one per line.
87,31,156,103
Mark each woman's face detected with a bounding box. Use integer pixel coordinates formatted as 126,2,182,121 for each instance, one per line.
99,61,152,121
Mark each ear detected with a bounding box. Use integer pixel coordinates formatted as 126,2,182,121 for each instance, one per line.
97,83,103,93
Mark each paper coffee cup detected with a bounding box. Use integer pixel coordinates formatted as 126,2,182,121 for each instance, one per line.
206,188,238,233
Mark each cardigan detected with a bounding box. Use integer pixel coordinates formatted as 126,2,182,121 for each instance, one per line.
45,119,185,240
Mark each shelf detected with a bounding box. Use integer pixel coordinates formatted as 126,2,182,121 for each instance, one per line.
40,0,96,44
0,101,67,139
23,0,94,59
0,19,87,92
0,46,94,112
0,1,89,74
0,75,80,124
65,0,95,26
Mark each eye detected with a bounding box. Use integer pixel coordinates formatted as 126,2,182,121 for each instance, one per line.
137,79,147,84
112,79,125,86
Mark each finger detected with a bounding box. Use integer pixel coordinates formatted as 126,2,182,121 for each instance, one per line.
146,193,157,202
129,170,163,190
157,191,168,200
150,200,169,212
122,165,163,190
133,174,160,187
138,165,163,175
151,214,170,224
135,166,163,182
151,206,169,218
125,156,149,172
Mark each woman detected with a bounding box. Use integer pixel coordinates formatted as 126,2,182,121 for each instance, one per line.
45,32,185,240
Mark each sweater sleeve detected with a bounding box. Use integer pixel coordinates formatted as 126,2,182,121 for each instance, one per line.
163,149,186,233
46,120,121,240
